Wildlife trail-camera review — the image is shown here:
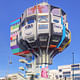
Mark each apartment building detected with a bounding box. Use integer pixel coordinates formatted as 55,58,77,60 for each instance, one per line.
49,63,80,80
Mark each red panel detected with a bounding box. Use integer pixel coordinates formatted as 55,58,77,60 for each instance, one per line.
10,37,13,40
49,45,62,50
13,50,31,56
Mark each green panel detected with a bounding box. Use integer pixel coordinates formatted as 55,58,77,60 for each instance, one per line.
12,48,23,53
12,24,19,30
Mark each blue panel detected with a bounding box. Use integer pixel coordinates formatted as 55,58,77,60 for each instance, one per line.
39,25,48,29
53,20,59,23
72,68,80,70
40,66,42,68
72,74,80,76
63,74,70,77
27,55,35,63
36,73,40,75
28,19,34,24
10,19,20,25
57,16,66,48
61,16,63,25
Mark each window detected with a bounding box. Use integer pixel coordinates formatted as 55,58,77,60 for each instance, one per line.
63,74,70,78
63,72,71,74
59,69,62,72
71,64,79,67
74,77,80,80
72,74,80,77
59,75,62,78
72,67,80,70
53,19,59,23
55,75,58,79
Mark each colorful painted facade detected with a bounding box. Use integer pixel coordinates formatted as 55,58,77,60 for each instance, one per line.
10,2,71,64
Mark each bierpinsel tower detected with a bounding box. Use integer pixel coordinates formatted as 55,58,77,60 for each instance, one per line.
10,1,71,80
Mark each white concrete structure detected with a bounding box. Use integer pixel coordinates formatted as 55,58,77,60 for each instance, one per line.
49,70,59,80
0,73,25,80
49,63,80,80
58,63,80,80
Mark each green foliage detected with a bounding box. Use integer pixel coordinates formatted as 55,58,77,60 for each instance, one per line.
8,78,12,80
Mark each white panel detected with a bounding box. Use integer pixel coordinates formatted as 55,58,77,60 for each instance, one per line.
53,24,62,33
10,40,17,46
74,71,80,74
63,14,67,23
51,8,61,16
52,16,61,25
65,30,70,39
21,21,36,41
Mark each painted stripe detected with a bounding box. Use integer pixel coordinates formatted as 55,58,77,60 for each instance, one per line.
11,24,19,30
10,36,16,40
11,32,18,37
59,32,71,51
11,17,21,22
60,39,71,51
10,28,19,33
12,48,23,53
11,45,19,49
57,16,66,48
50,45,62,50
13,50,31,55
10,19,20,25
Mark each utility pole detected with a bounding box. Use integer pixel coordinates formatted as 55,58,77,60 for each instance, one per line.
72,52,74,80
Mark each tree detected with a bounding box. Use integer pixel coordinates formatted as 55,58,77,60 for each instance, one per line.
8,78,12,80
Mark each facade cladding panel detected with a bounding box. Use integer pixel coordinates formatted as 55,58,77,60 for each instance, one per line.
27,6,36,16
10,18,23,54
51,15,61,25
38,24,49,34
51,8,62,17
53,24,62,34
27,4,49,16
10,2,71,56
38,15,49,23
21,21,36,41
37,5,49,13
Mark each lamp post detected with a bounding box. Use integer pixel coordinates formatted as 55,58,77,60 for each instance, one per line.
6,56,12,80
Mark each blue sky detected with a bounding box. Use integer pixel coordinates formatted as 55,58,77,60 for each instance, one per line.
0,0,80,77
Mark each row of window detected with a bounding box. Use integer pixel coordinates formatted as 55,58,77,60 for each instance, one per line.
59,74,80,78
72,67,80,70
72,64,80,67
72,74,80,77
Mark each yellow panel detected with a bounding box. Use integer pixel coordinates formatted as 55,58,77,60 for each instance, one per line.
59,39,71,52
12,36,16,40
10,27,13,31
